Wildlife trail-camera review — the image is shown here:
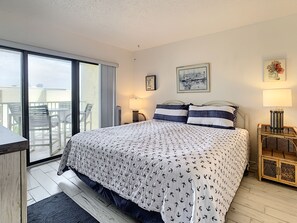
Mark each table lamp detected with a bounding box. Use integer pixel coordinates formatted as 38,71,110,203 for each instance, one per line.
129,97,146,122
263,89,292,132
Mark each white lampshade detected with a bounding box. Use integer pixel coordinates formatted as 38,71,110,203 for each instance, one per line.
263,89,292,107
129,98,142,111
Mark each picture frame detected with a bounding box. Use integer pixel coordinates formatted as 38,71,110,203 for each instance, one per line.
176,63,210,93
263,59,286,82
145,75,156,91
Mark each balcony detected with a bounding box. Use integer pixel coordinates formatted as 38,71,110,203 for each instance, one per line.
0,100,92,163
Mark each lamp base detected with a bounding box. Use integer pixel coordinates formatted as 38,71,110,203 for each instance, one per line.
132,110,139,122
270,110,284,133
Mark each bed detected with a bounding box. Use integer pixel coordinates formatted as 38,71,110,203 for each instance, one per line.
58,101,249,223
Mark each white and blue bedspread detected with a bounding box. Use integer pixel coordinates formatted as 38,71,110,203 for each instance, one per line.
58,120,249,223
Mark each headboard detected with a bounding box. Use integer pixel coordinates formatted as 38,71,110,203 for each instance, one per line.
162,100,185,105
162,100,249,131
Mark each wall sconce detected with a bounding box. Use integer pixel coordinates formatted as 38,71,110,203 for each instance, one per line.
129,97,146,122
263,89,292,132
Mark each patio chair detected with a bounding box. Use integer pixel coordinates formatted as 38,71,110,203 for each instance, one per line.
7,103,22,135
63,103,93,145
81,103,93,131
29,105,61,156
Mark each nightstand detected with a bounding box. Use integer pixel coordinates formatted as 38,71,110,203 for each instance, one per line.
258,124,297,187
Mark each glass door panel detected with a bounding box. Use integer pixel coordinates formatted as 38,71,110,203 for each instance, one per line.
79,62,100,132
28,54,72,163
0,48,22,135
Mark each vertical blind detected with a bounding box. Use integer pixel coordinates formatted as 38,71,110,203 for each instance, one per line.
101,64,116,128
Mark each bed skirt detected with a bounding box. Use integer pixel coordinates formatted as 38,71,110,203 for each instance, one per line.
73,169,164,223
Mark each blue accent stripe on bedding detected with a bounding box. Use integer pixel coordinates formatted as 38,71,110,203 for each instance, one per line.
153,113,188,122
188,110,234,121
156,104,187,109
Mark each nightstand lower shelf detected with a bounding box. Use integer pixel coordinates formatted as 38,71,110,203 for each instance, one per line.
261,149,297,187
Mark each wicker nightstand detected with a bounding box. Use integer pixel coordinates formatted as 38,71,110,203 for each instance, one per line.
258,124,297,187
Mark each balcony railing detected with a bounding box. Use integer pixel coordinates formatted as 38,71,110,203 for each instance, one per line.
0,101,72,126
0,101,90,162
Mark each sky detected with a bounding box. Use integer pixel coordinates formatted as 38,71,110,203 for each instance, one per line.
0,48,71,90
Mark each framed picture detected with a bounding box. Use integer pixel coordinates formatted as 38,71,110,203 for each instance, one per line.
263,59,286,82
176,63,210,93
145,75,156,91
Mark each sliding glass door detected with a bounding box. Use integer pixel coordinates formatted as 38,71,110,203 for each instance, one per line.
1,45,117,166
0,48,22,135
28,54,72,163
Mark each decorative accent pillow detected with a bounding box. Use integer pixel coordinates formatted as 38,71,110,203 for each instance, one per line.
153,104,189,123
187,105,237,129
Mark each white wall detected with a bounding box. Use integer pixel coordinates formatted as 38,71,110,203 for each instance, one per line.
0,10,134,123
2,9,297,162
133,14,297,162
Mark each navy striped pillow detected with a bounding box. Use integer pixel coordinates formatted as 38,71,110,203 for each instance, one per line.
153,104,189,123
187,105,236,129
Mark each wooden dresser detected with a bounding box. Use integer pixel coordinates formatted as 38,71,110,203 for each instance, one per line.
0,126,28,223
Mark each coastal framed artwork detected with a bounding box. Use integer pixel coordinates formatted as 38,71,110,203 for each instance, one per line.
263,59,286,82
145,74,156,91
176,63,210,93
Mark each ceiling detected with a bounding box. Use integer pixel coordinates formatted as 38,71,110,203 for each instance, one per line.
1,0,297,51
